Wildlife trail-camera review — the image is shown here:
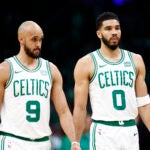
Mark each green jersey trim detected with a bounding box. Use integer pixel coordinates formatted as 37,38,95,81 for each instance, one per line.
13,56,42,72
90,52,98,83
97,49,125,65
5,59,14,88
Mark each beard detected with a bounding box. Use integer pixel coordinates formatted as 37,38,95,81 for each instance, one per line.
24,45,41,59
101,35,120,50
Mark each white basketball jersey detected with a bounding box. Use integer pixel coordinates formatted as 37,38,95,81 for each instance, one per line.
89,49,138,121
0,56,52,139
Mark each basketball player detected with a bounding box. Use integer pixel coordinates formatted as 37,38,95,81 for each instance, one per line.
73,11,150,150
0,21,80,150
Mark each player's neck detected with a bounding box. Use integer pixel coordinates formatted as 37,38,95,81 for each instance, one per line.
16,53,39,70
99,47,121,62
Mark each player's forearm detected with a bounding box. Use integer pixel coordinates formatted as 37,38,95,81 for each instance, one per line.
73,109,86,142
60,111,76,142
139,104,150,131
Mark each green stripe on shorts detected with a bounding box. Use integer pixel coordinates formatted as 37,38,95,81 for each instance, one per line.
0,131,49,142
93,119,136,126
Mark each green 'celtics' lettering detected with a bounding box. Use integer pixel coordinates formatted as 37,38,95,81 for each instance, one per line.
98,70,134,89
13,79,50,98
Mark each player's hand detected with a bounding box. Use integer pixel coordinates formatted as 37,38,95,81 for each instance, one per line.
71,142,81,150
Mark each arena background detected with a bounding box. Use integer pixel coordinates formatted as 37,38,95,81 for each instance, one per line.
0,0,150,149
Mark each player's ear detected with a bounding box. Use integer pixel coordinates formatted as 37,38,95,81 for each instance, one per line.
18,35,24,44
96,30,102,39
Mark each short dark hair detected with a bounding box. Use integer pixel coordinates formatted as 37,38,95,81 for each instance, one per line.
96,12,120,30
